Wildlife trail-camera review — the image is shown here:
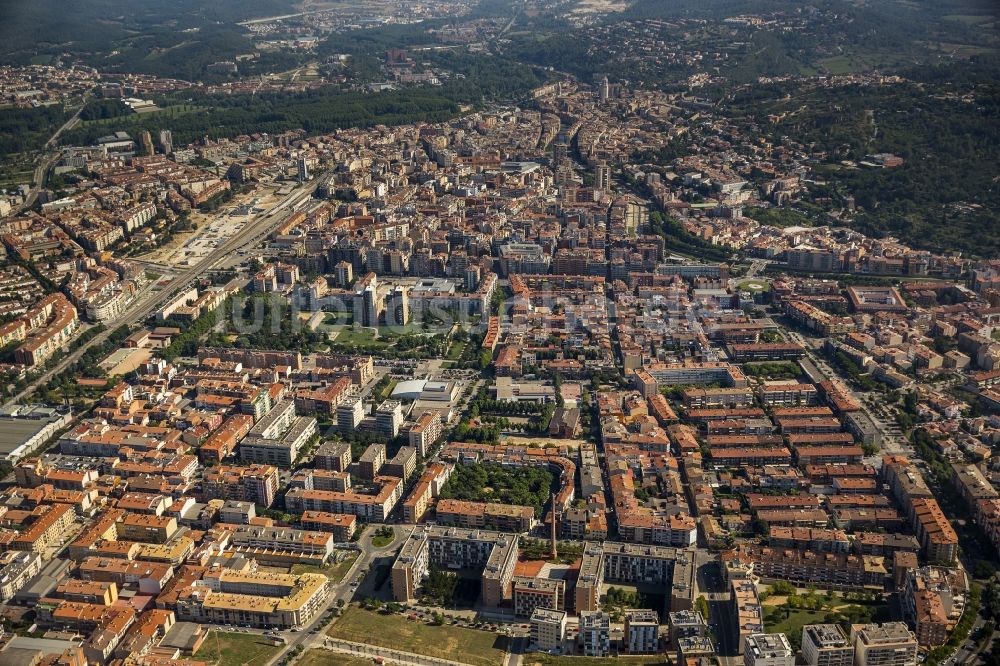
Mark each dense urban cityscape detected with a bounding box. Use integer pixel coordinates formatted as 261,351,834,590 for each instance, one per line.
0,2,996,666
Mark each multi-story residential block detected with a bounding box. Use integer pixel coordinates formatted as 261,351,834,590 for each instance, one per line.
115,514,178,544
850,623,918,666
283,476,403,521
390,525,518,606
902,566,968,648
228,525,334,566
579,611,611,657
375,400,404,439
299,511,357,542
383,446,417,479
0,550,43,602
358,444,387,479
336,393,365,433
530,607,567,652
801,624,853,666
175,570,328,629
624,610,660,654
668,610,706,649
202,464,280,508
239,400,316,467
314,441,352,471
409,410,443,457
743,633,794,666
400,462,453,523
435,499,535,533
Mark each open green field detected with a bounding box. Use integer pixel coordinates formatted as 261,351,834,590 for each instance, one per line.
297,651,373,666
377,323,428,337
447,340,466,360
328,607,507,666
323,312,351,325
526,657,670,666
291,551,359,583
736,278,770,293
194,631,282,666
764,608,828,637
369,529,395,548
329,326,386,349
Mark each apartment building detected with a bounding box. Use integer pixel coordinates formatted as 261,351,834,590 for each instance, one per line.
202,464,279,508
358,443,387,479
731,545,887,591
390,525,518,606
579,611,611,657
768,527,851,554
909,498,958,563
727,343,805,362
314,441,352,472
336,393,365,433
409,410,443,457
115,514,178,544
199,414,254,463
229,525,335,566
759,383,818,406
299,511,357,542
79,558,174,595
530,607,567,652
435,499,535,533
239,401,316,467
56,579,119,606
574,543,605,613
375,400,404,439
743,633,794,666
801,624,853,666
294,377,352,415
8,503,76,554
850,623,918,666
512,576,564,618
624,610,660,654
283,476,403,521
645,361,747,387
383,446,417,480
175,570,328,629
902,566,968,648
728,577,764,656
11,293,80,367
0,550,43,602
400,462,453,523
618,512,697,547
574,541,689,613
683,387,754,409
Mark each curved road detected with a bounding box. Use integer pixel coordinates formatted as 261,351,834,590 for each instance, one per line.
266,523,410,666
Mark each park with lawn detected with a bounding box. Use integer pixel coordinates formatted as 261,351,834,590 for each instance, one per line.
760,582,889,650
327,324,452,359
327,606,508,666
438,461,557,518
370,525,396,548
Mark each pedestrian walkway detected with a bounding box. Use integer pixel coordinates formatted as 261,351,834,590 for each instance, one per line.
321,637,479,666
